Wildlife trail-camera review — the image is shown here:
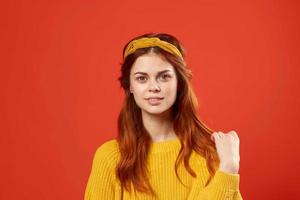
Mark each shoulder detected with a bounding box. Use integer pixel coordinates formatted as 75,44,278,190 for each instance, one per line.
92,138,120,169
189,151,212,175
96,138,119,154
190,150,207,164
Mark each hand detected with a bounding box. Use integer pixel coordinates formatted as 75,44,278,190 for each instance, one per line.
211,130,240,174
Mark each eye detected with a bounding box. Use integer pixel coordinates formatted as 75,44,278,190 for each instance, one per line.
136,76,147,81
160,74,171,80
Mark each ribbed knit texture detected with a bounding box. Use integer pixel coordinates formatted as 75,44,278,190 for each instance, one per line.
84,138,243,200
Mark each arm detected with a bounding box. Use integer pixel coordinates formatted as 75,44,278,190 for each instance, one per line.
84,145,116,200
187,170,243,200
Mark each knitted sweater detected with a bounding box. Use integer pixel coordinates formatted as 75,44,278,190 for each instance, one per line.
84,137,243,200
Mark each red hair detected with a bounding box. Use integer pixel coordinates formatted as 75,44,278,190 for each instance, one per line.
116,33,219,198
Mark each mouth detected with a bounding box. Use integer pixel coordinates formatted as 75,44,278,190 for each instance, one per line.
145,97,164,105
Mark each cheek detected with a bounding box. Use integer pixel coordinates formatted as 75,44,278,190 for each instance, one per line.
132,85,148,101
133,84,147,94
164,82,178,98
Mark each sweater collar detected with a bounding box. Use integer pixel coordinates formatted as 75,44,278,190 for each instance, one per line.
149,137,181,153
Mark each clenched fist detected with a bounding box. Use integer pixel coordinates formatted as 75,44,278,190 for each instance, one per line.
211,130,240,174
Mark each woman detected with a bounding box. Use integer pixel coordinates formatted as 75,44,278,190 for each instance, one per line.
84,33,243,199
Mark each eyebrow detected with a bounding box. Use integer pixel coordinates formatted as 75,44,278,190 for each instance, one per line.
133,69,172,76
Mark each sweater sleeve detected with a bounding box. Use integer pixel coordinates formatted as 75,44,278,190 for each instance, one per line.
84,141,118,200
187,170,243,200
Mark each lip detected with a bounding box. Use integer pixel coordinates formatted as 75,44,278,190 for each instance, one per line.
145,97,164,105
145,97,164,100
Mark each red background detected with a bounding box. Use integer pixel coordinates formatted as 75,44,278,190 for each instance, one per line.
1,0,299,199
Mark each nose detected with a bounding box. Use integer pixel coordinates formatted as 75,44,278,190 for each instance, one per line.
148,79,161,92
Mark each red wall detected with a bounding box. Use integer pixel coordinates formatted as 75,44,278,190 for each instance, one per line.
1,0,299,199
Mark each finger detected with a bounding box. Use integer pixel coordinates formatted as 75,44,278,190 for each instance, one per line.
211,132,219,142
210,132,216,141
218,131,225,139
229,130,239,140
227,134,235,141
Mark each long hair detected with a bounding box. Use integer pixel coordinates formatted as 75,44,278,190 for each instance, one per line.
116,33,219,198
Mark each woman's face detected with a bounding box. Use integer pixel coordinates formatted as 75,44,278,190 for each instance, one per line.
129,52,178,115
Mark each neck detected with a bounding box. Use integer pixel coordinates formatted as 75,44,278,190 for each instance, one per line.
141,109,177,142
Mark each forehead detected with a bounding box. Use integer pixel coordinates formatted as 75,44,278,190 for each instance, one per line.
131,53,175,74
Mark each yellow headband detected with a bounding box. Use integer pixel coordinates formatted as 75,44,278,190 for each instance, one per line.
124,37,183,59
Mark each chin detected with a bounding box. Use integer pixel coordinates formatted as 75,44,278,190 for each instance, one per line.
146,110,166,115
142,105,172,115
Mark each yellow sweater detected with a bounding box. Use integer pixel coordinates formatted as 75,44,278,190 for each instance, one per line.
84,137,243,200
